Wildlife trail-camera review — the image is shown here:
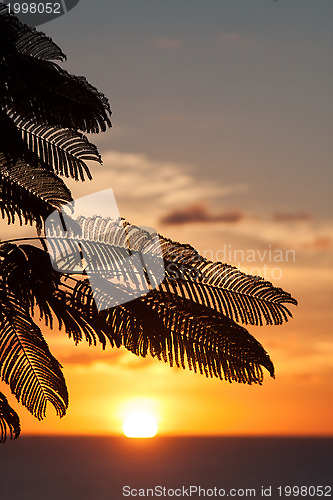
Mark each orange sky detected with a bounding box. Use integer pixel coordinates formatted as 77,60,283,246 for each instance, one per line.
1,1,332,438
2,199,332,437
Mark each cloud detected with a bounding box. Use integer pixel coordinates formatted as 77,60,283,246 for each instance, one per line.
303,236,332,251
59,347,156,370
272,212,312,222
161,213,333,272
160,203,243,226
218,217,333,253
155,37,183,49
59,350,121,366
218,32,256,49
89,151,247,205
65,150,248,228
61,150,332,267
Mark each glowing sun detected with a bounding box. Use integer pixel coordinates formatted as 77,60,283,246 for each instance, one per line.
123,411,158,438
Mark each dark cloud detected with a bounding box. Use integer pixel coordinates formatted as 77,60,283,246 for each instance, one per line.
160,203,243,226
272,212,312,222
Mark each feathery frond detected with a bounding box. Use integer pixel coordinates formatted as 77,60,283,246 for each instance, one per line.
0,4,298,441
46,215,297,326
0,3,66,61
144,291,275,383
0,244,109,348
0,241,277,384
0,392,20,442
9,111,102,180
0,152,73,229
0,3,8,14
44,208,294,383
1,53,112,133
0,5,111,238
0,285,68,419
0,4,111,133
161,259,297,326
69,277,165,354
68,279,274,384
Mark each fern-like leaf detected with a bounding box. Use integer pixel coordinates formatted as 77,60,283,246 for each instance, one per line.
0,285,68,420
0,391,20,443
69,277,165,355
46,215,297,326
1,52,112,133
0,244,109,348
0,3,66,61
145,290,274,383
0,240,279,385
0,5,111,134
161,259,297,326
0,3,8,14
8,111,102,181
0,152,73,228
102,216,297,324
69,279,274,384
14,24,66,61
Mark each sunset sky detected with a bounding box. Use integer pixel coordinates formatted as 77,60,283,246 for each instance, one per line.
1,0,332,437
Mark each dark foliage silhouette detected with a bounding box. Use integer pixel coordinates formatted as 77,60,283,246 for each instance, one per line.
0,4,297,442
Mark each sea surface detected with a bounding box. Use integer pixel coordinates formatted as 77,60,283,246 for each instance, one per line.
0,436,332,500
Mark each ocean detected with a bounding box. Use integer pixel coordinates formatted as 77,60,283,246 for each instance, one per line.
0,436,332,499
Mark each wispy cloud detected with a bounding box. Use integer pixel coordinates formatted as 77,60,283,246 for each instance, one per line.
303,236,332,251
160,203,243,225
56,345,157,370
62,150,332,268
218,32,256,49
67,150,248,227
155,37,183,49
272,212,312,222
210,217,333,253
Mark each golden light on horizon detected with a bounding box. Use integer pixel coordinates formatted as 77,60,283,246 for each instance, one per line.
123,411,158,438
